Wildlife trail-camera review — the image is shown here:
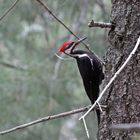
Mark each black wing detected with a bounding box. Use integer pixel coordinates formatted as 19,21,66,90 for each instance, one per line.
75,52,104,125
76,52,104,103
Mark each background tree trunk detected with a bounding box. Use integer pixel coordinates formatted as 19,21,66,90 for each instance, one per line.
99,1,140,139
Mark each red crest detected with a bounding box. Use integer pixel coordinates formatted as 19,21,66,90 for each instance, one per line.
58,40,74,52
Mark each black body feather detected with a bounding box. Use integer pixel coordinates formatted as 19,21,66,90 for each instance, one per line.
72,50,104,125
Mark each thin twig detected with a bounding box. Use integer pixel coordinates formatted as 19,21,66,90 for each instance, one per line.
79,36,140,120
88,20,112,28
35,0,91,52
97,102,103,113
82,118,90,139
0,105,107,135
111,123,140,132
0,0,20,22
0,60,27,70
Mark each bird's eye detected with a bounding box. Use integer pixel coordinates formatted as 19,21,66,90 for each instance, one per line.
65,42,74,50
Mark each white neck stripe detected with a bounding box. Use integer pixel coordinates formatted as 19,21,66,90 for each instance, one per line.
77,54,89,58
76,54,94,70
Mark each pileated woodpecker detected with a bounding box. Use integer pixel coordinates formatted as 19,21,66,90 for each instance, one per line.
58,37,104,125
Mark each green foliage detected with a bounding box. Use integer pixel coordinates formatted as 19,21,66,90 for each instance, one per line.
0,0,111,139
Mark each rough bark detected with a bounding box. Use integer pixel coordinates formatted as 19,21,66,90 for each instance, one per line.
99,0,140,140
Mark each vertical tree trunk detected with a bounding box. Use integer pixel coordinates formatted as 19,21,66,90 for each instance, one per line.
99,1,140,139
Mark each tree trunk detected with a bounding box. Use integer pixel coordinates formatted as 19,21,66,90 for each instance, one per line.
99,1,140,140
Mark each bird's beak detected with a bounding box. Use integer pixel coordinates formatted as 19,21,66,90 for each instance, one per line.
75,37,87,45
65,37,87,58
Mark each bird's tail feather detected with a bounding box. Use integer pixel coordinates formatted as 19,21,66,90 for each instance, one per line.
96,109,100,126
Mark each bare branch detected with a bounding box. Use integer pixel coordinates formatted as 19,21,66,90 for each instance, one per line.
82,118,90,139
97,102,103,113
111,123,140,132
35,0,92,52
0,105,107,135
88,20,112,28
79,36,140,120
0,0,20,22
0,60,27,70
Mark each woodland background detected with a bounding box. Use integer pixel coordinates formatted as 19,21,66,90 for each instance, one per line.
0,0,111,140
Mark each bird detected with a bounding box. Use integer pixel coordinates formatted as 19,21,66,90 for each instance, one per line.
58,37,104,125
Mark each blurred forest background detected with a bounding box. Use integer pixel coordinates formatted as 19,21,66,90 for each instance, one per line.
0,0,111,140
